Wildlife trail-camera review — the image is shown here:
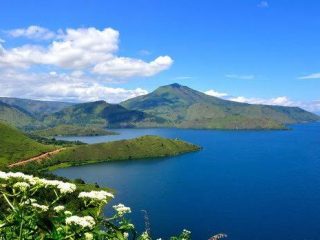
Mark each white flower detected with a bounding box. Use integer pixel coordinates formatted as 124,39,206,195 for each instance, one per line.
57,182,76,194
13,182,30,191
124,232,129,239
6,172,34,182
37,179,76,194
84,232,94,240
64,210,72,216
0,171,8,180
113,203,131,216
31,203,49,212
53,205,65,213
78,190,114,202
65,215,95,229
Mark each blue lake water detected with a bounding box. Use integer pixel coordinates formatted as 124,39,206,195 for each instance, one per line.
54,123,320,240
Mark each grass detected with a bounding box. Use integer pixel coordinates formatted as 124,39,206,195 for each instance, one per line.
0,122,56,167
38,135,200,170
31,124,118,137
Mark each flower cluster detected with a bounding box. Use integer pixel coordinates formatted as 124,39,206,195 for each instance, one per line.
78,190,114,202
0,171,202,239
0,171,76,194
65,215,96,229
113,203,131,216
53,205,65,213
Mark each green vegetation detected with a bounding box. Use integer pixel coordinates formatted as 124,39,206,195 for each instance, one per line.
39,135,200,170
0,102,40,129
0,122,56,167
31,124,118,137
0,97,74,118
27,133,85,147
122,83,320,129
0,171,198,239
1,84,318,130
43,101,164,128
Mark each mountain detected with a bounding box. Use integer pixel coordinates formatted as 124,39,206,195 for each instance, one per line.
44,101,166,128
0,122,55,167
0,101,40,129
121,83,320,129
0,97,74,118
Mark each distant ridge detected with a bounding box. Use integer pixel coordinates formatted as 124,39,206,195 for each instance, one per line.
43,100,166,128
0,97,74,117
121,83,320,129
1,83,319,130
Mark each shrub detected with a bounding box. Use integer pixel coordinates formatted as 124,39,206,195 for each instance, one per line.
0,171,193,239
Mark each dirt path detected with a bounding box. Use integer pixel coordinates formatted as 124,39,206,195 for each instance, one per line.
9,148,66,168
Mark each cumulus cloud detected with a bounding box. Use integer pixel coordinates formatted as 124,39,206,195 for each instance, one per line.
205,89,228,98
298,73,320,79
93,56,173,77
7,25,58,40
228,96,294,106
0,69,148,103
0,26,173,78
225,74,255,80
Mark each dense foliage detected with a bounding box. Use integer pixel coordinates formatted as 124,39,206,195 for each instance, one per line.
0,171,197,239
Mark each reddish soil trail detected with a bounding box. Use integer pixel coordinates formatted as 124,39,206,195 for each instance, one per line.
8,148,66,167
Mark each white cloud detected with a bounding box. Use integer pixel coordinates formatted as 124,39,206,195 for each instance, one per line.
93,55,173,77
0,26,173,78
0,69,148,103
204,89,320,113
225,74,255,80
205,89,228,98
257,1,269,8
7,25,58,40
298,73,320,79
229,96,294,106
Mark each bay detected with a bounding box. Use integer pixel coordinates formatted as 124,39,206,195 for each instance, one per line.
55,123,320,239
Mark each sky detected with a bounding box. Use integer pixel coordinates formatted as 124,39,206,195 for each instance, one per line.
0,0,319,113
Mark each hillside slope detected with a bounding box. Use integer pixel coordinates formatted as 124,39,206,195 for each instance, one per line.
43,135,200,170
0,102,40,129
0,97,74,117
0,122,56,167
122,83,319,129
44,101,166,128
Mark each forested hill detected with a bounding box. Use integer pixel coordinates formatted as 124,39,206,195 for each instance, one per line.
121,83,319,129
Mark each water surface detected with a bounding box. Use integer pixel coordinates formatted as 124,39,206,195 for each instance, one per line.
55,123,320,239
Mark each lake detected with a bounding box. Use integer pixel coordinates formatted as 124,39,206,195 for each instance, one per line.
54,123,320,240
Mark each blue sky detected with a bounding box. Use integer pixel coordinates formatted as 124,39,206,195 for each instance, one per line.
0,0,319,112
